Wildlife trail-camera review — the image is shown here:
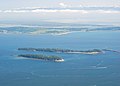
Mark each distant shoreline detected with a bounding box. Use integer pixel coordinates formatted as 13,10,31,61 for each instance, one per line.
0,24,120,35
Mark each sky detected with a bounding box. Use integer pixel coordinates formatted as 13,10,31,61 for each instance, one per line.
0,0,120,25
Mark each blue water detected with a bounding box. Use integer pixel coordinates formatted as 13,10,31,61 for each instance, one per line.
0,32,120,86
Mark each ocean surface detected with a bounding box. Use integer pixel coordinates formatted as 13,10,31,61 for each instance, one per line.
0,31,120,86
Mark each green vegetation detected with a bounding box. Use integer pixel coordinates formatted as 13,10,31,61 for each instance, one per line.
18,48,103,54
18,54,63,62
17,48,104,62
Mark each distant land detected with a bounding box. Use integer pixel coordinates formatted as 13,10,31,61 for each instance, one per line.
0,24,120,35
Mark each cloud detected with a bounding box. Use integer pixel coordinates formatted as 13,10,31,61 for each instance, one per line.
1,9,88,14
0,7,120,14
59,3,68,8
96,10,120,14
3,10,29,13
31,9,57,13
0,10,3,12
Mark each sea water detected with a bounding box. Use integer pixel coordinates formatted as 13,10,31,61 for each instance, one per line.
0,31,120,86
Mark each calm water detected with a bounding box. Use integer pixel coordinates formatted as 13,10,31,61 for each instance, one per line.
0,32,120,86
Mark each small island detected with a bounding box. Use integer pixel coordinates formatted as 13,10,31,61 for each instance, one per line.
18,54,64,62
18,48,103,55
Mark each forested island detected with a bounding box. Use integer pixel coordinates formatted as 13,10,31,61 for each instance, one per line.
18,54,64,62
18,48,103,55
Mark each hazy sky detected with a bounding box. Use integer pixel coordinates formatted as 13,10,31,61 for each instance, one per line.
0,0,120,24
0,0,120,9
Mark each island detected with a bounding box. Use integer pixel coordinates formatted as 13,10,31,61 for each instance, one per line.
18,48,103,55
18,54,64,62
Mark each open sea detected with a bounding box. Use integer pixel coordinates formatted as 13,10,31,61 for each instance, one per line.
0,31,120,86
